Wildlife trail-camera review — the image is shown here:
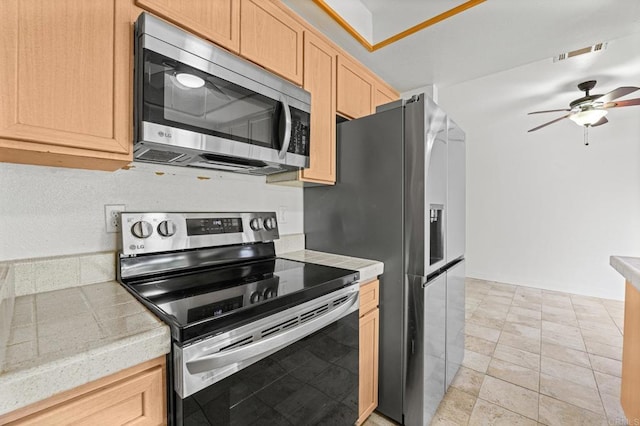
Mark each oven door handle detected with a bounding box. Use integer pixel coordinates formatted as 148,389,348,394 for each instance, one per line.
185,291,358,374
278,95,292,159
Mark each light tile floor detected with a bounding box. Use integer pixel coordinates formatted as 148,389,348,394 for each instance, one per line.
363,278,630,425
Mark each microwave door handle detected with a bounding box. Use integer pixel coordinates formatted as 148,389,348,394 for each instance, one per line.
279,96,292,159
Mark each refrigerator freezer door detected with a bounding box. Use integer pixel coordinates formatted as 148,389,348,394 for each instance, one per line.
404,96,448,277
423,97,448,275
446,260,466,390
305,106,406,422
447,119,466,263
405,273,446,426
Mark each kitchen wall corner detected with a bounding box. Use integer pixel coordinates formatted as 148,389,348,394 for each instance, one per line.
274,233,305,255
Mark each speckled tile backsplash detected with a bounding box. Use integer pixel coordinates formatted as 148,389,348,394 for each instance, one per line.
0,265,15,372
274,233,305,256
12,252,115,297
8,235,304,298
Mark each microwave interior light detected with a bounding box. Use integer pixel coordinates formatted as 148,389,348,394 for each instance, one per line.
175,72,206,89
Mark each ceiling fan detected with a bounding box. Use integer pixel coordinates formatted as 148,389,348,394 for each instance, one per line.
527,80,640,133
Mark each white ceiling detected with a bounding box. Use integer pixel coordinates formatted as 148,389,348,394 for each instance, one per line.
282,0,640,92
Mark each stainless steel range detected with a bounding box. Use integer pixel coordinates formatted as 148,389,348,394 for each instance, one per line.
117,212,360,425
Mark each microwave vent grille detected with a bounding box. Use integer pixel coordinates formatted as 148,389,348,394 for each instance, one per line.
247,166,282,175
138,149,186,163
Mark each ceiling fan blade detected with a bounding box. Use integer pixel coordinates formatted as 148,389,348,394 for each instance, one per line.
597,86,640,103
528,114,572,132
591,116,608,127
527,108,571,115
604,98,640,108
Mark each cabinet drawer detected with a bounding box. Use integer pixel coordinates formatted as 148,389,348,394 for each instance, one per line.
359,279,379,316
1,358,166,426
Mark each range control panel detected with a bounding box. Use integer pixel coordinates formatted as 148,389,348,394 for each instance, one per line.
120,212,279,255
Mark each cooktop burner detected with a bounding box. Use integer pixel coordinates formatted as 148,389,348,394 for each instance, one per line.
120,257,358,344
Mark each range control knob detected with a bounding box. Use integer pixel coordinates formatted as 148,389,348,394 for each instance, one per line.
157,220,177,237
250,291,262,304
263,217,277,231
263,288,276,300
131,221,153,239
250,217,263,231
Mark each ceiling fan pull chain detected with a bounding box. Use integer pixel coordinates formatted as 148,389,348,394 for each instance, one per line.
584,126,589,146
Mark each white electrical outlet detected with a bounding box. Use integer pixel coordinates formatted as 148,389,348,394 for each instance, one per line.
278,206,287,223
105,204,126,233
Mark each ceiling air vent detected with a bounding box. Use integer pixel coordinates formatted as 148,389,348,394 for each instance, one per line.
554,42,607,62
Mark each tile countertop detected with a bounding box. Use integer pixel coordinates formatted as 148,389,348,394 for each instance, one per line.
0,280,170,416
279,250,384,283
0,240,383,418
611,256,640,292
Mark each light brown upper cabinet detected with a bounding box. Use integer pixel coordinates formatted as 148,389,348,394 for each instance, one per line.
0,0,133,171
240,0,304,85
337,56,375,119
300,31,338,184
135,0,240,53
375,83,399,109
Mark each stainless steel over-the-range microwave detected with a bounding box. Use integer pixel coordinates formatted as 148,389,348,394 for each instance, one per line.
133,13,311,175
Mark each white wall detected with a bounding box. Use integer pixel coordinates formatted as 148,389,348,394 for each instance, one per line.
438,33,640,300
325,0,373,42
0,162,303,261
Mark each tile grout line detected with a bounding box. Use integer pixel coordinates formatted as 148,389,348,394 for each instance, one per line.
470,281,619,424
569,294,609,420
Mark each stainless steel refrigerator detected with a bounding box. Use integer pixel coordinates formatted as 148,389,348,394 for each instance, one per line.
304,94,465,425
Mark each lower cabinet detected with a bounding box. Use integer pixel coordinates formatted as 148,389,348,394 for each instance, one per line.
358,279,380,424
0,357,166,425
621,281,640,422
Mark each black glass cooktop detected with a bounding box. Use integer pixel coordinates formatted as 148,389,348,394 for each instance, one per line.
120,258,359,344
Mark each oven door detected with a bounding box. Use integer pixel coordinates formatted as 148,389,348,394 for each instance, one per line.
170,284,359,426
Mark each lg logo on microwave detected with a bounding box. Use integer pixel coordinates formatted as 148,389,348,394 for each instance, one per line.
158,131,173,139
129,244,145,251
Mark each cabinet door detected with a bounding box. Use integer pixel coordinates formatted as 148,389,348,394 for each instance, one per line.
6,362,165,425
337,56,374,119
0,357,167,426
358,308,379,424
0,0,132,171
240,0,303,85
136,0,240,52
622,281,640,420
300,31,337,184
359,279,380,316
375,84,398,109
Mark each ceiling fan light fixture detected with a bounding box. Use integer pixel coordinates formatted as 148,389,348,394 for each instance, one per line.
569,108,608,126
